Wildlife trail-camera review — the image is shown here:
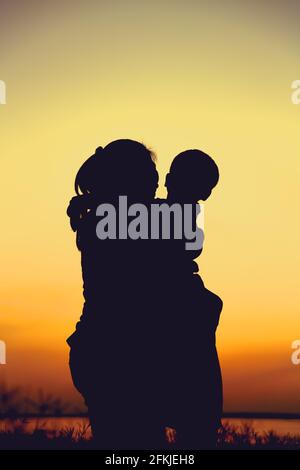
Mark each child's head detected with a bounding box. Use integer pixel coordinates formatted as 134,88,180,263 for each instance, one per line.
165,149,219,202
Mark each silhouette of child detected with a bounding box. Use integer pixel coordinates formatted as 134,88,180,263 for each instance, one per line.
157,149,223,449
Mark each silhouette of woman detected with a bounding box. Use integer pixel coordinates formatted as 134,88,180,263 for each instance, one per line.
67,139,161,449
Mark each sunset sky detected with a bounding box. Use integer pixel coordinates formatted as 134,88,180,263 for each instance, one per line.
0,0,300,413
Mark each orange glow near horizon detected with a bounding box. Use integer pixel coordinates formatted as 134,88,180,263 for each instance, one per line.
1,1,300,413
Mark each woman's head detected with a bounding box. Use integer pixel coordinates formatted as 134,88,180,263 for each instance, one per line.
75,139,158,201
74,146,106,196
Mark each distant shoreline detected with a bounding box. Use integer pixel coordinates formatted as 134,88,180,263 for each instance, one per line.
1,413,300,420
223,412,300,420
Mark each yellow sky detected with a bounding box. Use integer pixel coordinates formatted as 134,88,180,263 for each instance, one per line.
1,0,300,412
